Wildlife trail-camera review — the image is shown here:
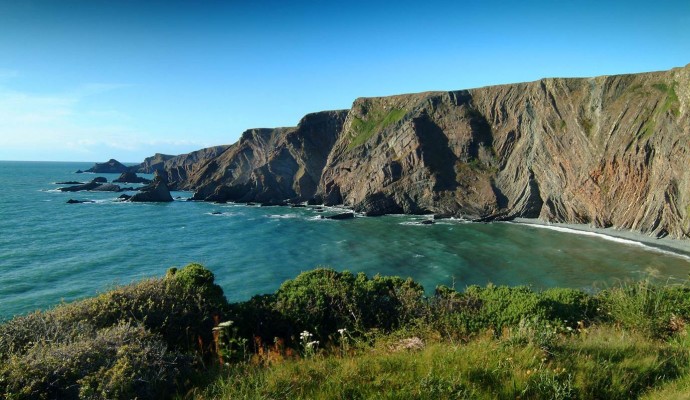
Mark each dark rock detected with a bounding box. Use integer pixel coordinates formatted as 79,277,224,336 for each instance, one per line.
325,212,355,220
129,180,174,202
290,204,307,208
91,183,122,192
354,192,403,217
307,196,323,206
75,169,84,174
211,211,222,215
117,194,132,201
93,177,107,183
56,181,84,185
260,200,288,207
59,181,102,192
85,159,129,174
419,219,435,225
66,199,94,204
113,172,151,184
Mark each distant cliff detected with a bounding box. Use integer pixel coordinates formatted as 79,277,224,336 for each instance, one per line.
141,64,690,238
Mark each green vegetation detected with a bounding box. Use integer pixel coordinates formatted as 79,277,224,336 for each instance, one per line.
348,107,407,150
653,82,680,118
634,81,681,141
578,115,594,136
0,263,225,399
3,266,690,399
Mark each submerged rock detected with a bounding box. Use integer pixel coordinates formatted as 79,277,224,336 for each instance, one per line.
59,180,102,192
66,199,94,204
323,212,355,220
91,183,122,192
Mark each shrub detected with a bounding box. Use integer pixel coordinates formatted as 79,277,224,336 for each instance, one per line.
0,263,227,399
270,268,425,340
0,323,188,400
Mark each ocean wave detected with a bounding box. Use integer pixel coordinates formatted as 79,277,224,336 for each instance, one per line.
267,214,300,219
399,221,433,226
519,223,690,262
207,212,240,217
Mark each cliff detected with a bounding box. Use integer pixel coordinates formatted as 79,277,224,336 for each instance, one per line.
151,64,690,238
130,146,230,190
186,110,348,203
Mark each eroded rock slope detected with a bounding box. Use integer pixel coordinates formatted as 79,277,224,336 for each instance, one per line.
152,65,690,238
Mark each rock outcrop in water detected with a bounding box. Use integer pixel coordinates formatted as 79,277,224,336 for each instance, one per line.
129,179,174,202
114,172,151,184
85,159,129,174
144,65,690,239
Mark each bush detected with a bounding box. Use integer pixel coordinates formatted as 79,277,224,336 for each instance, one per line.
0,263,227,399
268,268,425,341
0,323,188,400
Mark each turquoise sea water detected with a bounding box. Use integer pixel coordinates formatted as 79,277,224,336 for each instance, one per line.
1,160,690,320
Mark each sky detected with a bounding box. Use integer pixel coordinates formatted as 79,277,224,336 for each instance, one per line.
0,0,688,162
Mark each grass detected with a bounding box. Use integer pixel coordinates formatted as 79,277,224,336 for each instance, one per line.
634,81,681,141
4,267,690,399
348,107,407,150
193,325,689,399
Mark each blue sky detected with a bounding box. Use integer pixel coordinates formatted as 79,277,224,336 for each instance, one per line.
0,0,688,162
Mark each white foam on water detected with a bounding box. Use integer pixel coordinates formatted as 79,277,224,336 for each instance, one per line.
519,222,690,262
267,214,299,219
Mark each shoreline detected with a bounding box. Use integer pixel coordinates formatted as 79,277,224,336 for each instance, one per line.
512,218,690,261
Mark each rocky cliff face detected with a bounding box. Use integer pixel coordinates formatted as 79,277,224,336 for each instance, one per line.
153,65,690,238
322,65,690,238
133,146,230,190
129,153,176,174
185,110,348,203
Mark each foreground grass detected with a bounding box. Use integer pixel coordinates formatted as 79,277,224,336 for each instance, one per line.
190,326,689,400
4,266,690,399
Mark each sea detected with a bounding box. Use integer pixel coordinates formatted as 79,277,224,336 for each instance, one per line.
2,160,690,321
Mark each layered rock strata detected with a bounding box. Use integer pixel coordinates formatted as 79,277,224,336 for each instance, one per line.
149,65,690,238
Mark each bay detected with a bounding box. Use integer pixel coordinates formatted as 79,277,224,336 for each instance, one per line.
1,160,689,321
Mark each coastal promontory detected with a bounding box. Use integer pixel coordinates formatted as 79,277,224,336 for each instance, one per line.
131,64,690,239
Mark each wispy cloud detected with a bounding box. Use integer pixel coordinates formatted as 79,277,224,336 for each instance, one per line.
0,74,211,161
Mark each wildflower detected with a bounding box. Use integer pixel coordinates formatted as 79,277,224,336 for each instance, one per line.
300,330,313,340
338,328,347,335
306,340,319,348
